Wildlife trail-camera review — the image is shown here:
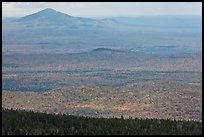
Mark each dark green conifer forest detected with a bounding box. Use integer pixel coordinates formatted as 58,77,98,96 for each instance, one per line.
2,108,202,135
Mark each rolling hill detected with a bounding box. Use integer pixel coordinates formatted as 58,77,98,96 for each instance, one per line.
2,48,201,91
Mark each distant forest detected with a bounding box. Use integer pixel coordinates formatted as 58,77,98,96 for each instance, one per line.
2,108,202,135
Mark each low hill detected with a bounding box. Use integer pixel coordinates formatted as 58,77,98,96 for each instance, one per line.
92,48,121,52
2,49,202,72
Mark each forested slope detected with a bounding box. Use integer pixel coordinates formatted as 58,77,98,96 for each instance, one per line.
2,108,202,135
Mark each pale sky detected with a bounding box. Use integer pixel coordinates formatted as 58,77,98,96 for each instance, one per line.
2,2,202,17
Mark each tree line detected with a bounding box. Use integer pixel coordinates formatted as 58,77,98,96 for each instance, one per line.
2,108,202,135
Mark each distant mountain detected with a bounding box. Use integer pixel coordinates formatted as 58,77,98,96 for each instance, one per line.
14,8,99,26
6,9,201,28
8,8,119,28
111,15,202,28
16,8,72,22
2,8,202,54
2,8,121,47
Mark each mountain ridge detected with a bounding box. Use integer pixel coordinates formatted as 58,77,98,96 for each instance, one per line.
14,8,96,25
4,8,201,28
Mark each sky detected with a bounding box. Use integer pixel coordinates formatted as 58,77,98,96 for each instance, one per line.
2,2,202,18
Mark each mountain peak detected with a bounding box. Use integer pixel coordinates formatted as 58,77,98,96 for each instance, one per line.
39,8,58,14
43,8,56,11
36,8,67,16
10,8,116,28
15,8,72,23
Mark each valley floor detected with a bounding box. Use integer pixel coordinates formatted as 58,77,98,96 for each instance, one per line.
2,79,202,122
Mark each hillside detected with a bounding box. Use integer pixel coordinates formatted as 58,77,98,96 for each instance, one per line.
2,108,202,135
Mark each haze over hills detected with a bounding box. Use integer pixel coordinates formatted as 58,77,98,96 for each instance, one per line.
111,15,202,28
3,8,202,28
2,8,202,54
